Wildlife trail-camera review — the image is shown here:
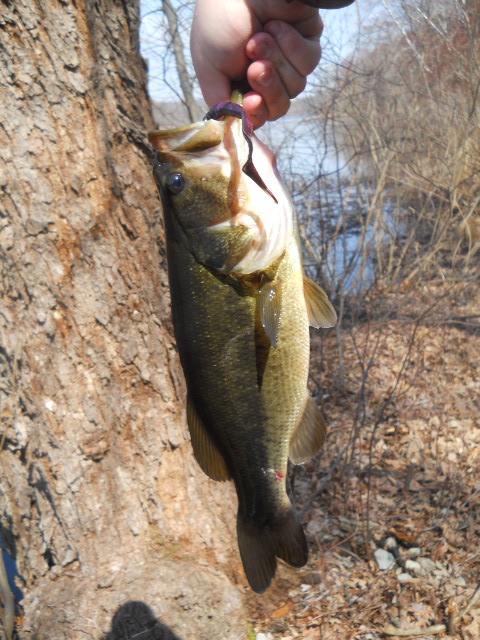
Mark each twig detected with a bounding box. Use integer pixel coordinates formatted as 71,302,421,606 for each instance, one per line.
382,623,446,636
382,583,480,637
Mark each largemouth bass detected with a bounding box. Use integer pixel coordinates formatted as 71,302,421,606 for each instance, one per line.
149,104,336,593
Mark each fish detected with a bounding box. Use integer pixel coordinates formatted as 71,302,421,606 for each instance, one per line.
148,103,337,593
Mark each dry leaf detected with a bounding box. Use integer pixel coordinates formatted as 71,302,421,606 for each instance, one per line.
463,614,480,640
271,602,294,618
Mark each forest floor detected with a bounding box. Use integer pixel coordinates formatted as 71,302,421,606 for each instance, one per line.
245,268,480,640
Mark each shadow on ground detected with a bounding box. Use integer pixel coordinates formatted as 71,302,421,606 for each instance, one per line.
102,601,183,640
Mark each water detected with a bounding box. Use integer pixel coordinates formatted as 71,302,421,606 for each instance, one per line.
258,113,342,179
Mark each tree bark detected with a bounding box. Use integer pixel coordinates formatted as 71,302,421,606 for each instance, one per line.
0,1,244,637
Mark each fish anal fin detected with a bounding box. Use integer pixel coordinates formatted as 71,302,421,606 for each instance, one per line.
289,396,327,465
237,506,307,594
187,397,231,481
258,279,281,348
303,275,337,328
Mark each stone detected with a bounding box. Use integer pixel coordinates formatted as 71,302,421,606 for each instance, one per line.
374,548,395,570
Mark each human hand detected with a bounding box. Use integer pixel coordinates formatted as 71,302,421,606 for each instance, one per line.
190,0,324,128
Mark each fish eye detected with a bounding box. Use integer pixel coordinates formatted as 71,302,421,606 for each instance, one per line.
166,172,185,195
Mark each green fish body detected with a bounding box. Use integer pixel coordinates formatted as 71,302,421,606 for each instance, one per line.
149,114,336,592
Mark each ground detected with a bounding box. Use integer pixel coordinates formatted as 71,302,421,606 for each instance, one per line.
245,273,480,639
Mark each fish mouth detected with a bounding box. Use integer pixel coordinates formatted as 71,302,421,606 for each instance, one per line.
203,102,277,202
149,104,277,202
148,118,224,154
149,106,294,275
149,116,234,183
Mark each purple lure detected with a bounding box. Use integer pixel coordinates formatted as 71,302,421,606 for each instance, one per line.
204,102,277,203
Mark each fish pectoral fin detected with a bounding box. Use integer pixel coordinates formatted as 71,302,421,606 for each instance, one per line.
258,279,282,348
289,396,328,464
237,506,308,594
187,397,231,481
303,275,337,328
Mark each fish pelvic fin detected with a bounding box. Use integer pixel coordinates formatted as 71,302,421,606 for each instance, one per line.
187,397,231,481
237,507,308,593
303,275,337,328
289,396,328,464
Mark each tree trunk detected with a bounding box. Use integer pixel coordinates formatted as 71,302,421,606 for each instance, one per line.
0,1,244,637
161,0,202,123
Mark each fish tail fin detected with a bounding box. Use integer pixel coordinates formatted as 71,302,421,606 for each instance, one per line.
237,507,308,593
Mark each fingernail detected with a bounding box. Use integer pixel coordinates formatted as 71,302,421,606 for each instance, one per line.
256,69,273,87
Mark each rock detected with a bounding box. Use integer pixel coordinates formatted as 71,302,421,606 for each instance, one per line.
397,573,413,583
418,557,437,572
374,549,395,570
405,559,422,574
384,537,397,550
406,547,421,558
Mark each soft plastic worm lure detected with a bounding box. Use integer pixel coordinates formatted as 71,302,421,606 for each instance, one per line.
204,101,277,203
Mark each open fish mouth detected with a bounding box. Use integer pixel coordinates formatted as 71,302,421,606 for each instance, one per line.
149,102,277,201
148,117,224,153
203,101,277,202
149,104,295,276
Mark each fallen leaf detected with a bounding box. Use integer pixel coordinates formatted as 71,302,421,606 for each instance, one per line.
463,614,480,640
271,602,294,618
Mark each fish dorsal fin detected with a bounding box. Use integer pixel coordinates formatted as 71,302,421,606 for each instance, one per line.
303,275,337,328
186,397,231,481
289,396,328,464
258,279,282,348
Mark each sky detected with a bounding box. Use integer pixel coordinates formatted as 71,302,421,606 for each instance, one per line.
139,0,384,104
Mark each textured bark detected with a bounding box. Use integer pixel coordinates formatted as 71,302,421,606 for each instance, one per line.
0,0,244,637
